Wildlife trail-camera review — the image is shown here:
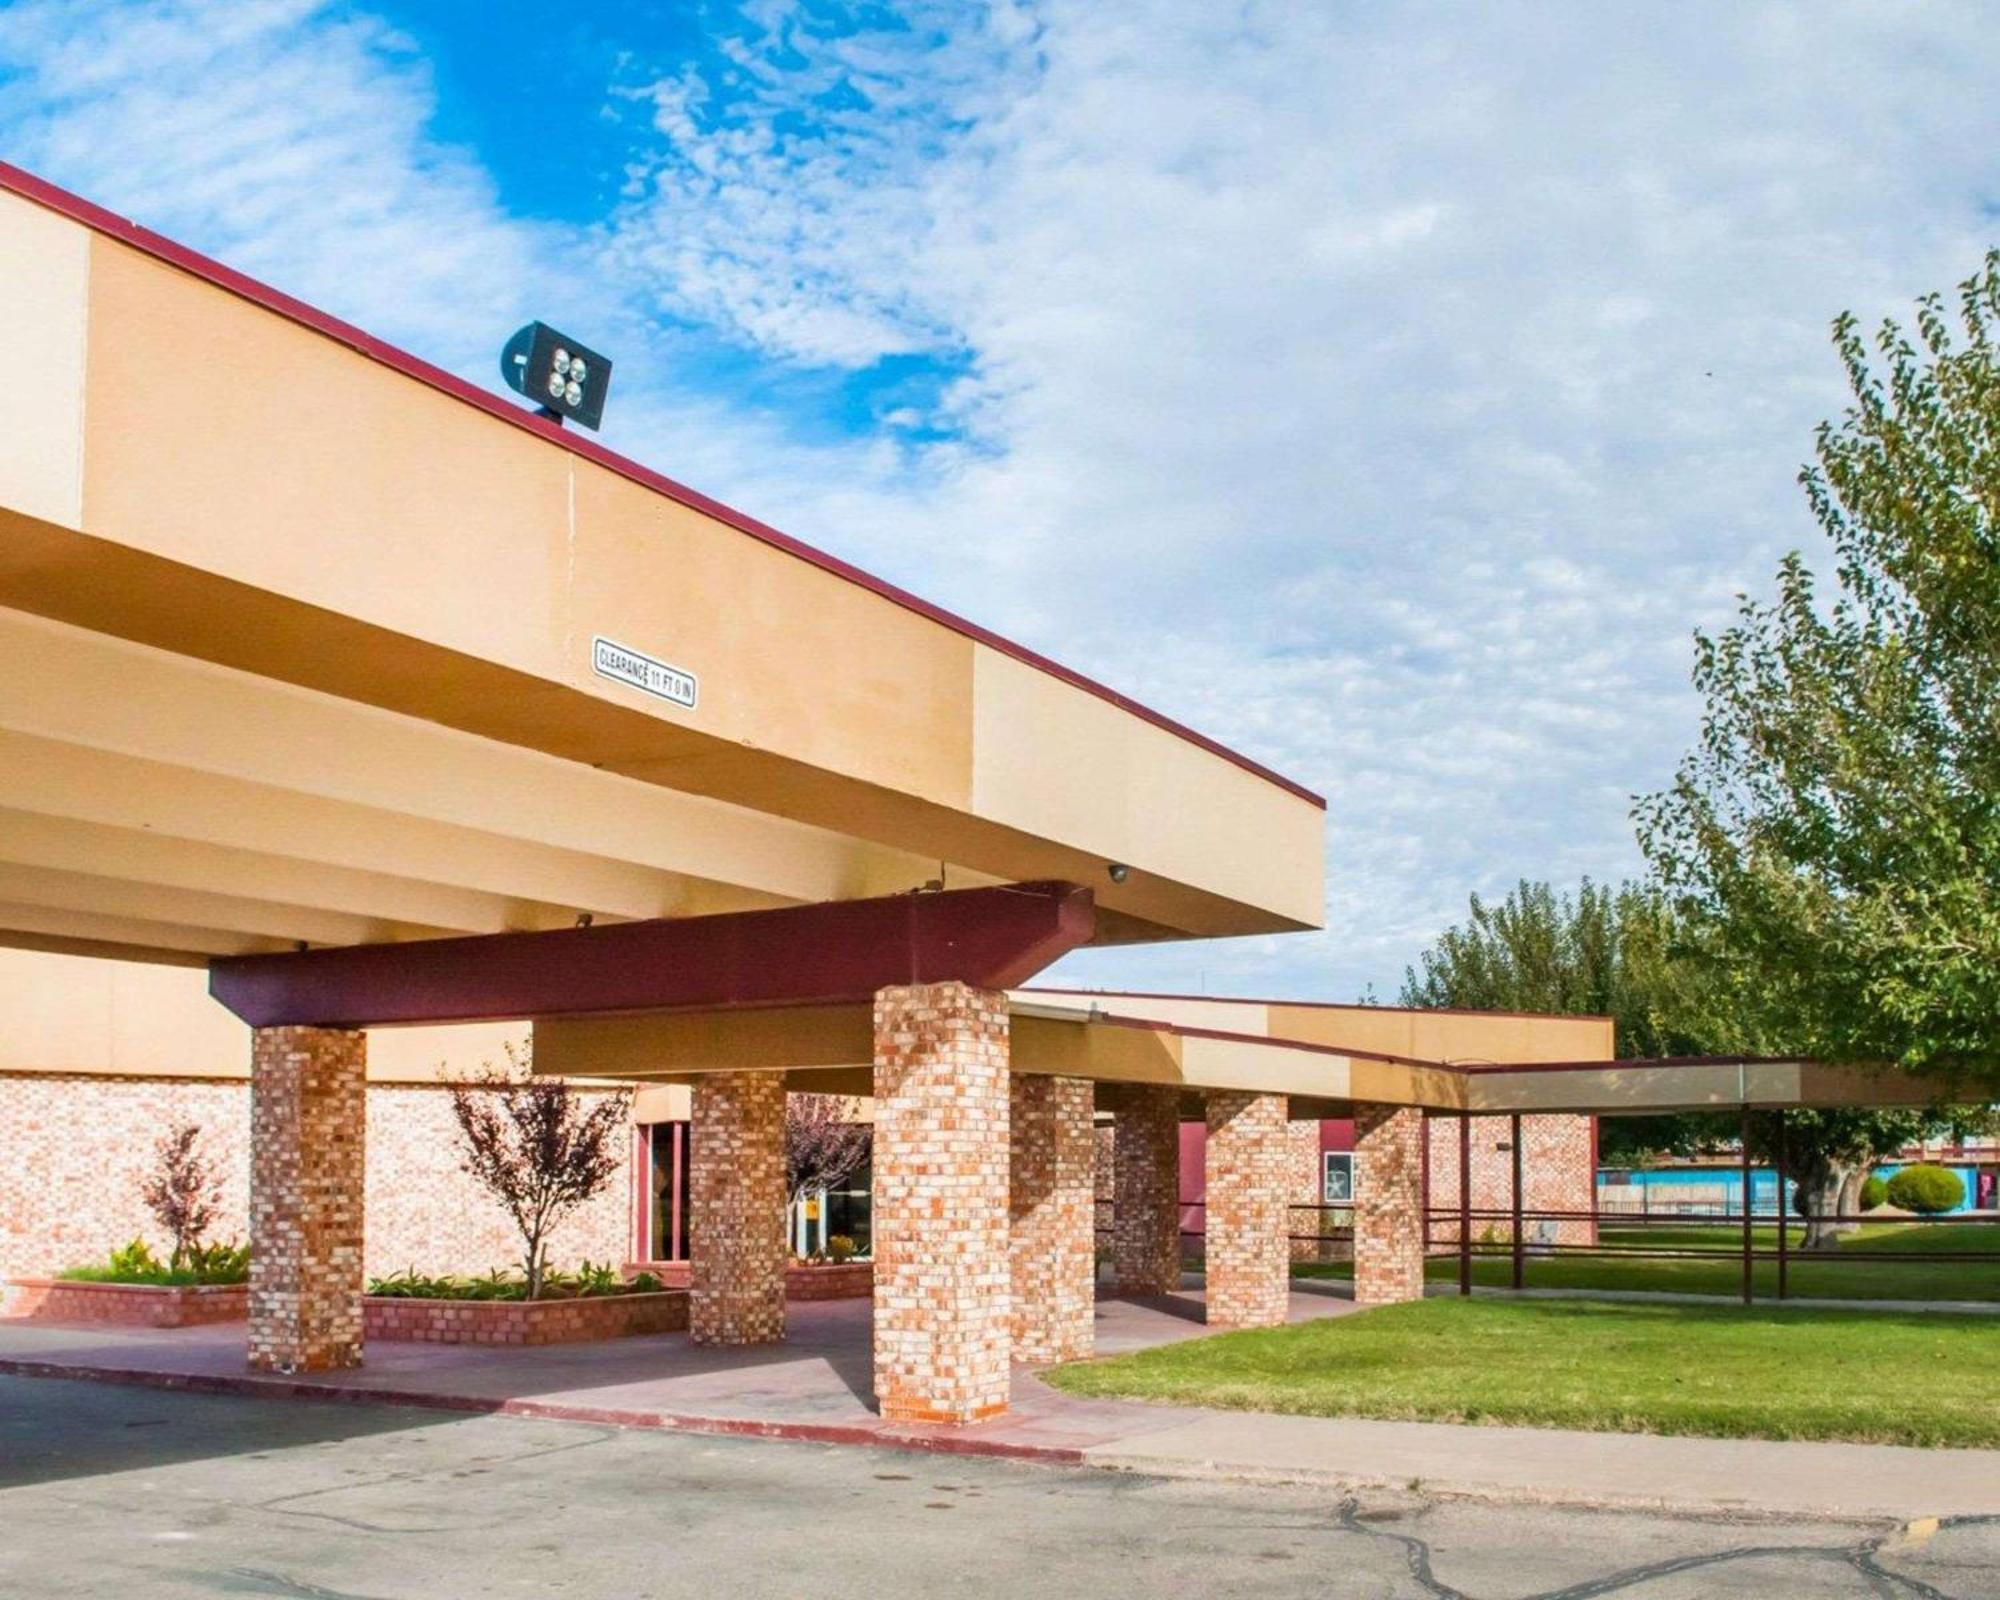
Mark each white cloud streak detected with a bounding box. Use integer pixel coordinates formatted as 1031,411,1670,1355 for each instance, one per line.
3,0,1996,1001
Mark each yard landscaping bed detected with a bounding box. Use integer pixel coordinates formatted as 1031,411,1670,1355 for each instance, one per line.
627,1261,874,1300
1045,1297,2000,1449
4,1277,248,1328
365,1289,689,1346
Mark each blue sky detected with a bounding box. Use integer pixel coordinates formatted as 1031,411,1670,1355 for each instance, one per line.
1,1,1996,1000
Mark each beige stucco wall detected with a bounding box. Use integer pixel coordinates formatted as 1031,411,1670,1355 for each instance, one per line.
0,183,1326,948
0,947,529,1082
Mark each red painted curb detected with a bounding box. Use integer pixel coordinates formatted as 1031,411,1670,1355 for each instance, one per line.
0,1356,1086,1469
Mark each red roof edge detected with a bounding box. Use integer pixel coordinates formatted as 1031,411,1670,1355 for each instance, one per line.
1022,985,1613,1024
1,160,1325,812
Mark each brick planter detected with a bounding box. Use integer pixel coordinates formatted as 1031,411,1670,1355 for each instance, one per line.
626,1261,874,1301
5,1277,249,1328
364,1289,688,1346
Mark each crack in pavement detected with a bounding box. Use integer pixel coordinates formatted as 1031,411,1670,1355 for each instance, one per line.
1331,1501,1996,1599
238,1427,622,1535
206,1568,401,1600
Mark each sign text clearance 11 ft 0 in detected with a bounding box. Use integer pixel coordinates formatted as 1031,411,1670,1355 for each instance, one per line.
592,637,698,710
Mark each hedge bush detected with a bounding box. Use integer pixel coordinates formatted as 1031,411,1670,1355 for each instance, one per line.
1884,1164,1964,1215
1859,1174,1887,1211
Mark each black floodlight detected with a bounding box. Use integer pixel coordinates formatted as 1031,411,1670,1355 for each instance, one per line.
501,321,611,430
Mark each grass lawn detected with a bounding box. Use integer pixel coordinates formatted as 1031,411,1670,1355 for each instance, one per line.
1047,1297,2000,1448
1287,1221,2000,1303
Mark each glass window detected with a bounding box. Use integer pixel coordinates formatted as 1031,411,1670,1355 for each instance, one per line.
1323,1151,1354,1204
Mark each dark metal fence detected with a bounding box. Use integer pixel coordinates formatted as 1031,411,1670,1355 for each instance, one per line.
1094,1102,1998,1306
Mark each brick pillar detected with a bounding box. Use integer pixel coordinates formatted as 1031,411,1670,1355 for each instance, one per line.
1204,1090,1290,1330
872,982,1010,1424
1354,1104,1426,1306
1009,1073,1095,1364
249,1026,366,1373
1111,1083,1181,1294
688,1072,788,1345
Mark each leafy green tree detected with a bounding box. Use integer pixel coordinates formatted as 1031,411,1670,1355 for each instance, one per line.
1636,253,2000,1092
1399,879,1727,1163
1399,882,1974,1240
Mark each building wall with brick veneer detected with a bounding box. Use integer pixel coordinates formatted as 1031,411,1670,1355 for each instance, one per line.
1426,1113,1597,1246
1008,1073,1094,1364
0,1072,631,1283
872,982,1012,1425
1204,1091,1292,1329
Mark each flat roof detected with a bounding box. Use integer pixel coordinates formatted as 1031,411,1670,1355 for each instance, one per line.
0,160,1322,811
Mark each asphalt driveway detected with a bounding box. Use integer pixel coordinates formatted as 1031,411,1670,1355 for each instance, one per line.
1,1374,1993,1598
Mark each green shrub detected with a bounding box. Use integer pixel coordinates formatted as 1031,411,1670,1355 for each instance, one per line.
366,1268,525,1301
109,1238,163,1278
56,1236,250,1287
1860,1174,1888,1211
1884,1164,1964,1215
365,1262,649,1301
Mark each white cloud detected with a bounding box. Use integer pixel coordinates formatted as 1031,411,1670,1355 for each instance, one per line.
4,0,1997,1004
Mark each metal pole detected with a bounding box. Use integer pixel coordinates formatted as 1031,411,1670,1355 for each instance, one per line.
1420,1114,1432,1253
1458,1112,1473,1297
1740,1105,1754,1306
1775,1109,1788,1301
1510,1112,1525,1291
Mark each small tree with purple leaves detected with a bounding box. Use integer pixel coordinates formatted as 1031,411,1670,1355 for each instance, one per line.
447,1043,631,1299
142,1122,222,1269
784,1094,870,1256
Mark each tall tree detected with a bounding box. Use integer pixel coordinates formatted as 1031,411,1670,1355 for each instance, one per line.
1400,882,1974,1242
1636,253,2000,1092
784,1093,870,1251
1400,879,1729,1162
1400,878,1718,1057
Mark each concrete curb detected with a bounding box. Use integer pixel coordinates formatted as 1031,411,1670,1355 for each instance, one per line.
0,1355,1087,1469
7,1354,1986,1528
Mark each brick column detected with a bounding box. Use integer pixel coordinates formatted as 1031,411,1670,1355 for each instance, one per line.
872,982,1010,1424
688,1072,788,1345
1009,1073,1095,1364
249,1026,366,1373
1204,1091,1290,1330
1111,1083,1181,1294
1354,1103,1426,1306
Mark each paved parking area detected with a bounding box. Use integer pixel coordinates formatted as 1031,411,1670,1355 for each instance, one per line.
3,1375,1994,1599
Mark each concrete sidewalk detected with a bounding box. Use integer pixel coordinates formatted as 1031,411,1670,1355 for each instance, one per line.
1079,1407,2000,1523
4,1287,1995,1525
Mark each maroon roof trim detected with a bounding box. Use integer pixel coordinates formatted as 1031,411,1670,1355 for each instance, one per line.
1,160,1324,811
1034,1006,1817,1078
210,881,1094,1029
1451,1054,1810,1076
1022,985,1613,1024
1077,1009,1452,1069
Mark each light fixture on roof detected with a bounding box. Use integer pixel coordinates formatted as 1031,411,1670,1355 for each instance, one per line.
501,321,612,430
1106,862,1130,884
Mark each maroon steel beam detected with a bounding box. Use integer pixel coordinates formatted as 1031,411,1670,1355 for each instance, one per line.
1458,1112,1473,1297
1740,1105,1755,1306
210,881,1095,1029
1509,1112,1525,1292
